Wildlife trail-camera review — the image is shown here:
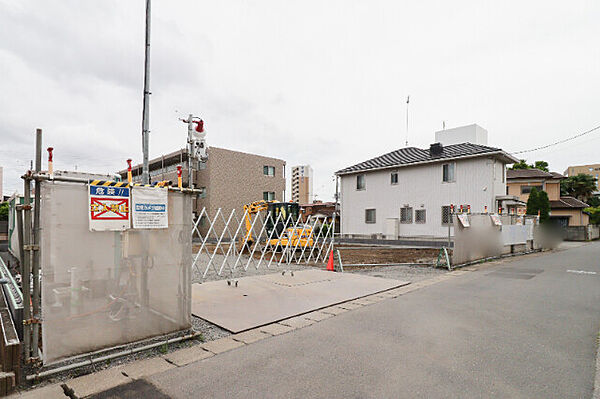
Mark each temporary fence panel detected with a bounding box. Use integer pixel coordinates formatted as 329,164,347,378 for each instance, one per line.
452,214,504,265
501,224,530,246
192,207,336,281
40,181,191,364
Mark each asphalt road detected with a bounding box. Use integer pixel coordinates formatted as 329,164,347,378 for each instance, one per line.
142,242,599,398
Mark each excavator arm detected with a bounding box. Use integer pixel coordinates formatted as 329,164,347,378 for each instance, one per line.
242,200,277,246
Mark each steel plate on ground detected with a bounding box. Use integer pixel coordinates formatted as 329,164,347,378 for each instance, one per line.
191,269,409,333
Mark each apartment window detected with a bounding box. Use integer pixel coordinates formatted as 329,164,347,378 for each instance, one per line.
441,206,453,225
356,174,366,190
390,172,398,185
415,209,426,224
263,191,275,201
365,209,376,224
521,185,543,194
442,163,455,182
263,166,275,176
400,206,413,224
199,186,207,199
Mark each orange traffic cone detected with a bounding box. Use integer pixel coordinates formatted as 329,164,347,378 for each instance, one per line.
326,250,335,271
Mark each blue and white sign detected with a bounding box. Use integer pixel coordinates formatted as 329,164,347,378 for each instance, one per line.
131,186,168,229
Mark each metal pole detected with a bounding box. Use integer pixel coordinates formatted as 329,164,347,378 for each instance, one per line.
16,207,24,278
141,0,151,185
187,114,193,189
22,176,32,361
31,129,42,358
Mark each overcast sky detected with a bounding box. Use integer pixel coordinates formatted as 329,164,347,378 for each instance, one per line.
1,1,599,199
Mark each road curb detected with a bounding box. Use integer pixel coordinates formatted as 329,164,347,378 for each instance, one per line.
594,326,600,399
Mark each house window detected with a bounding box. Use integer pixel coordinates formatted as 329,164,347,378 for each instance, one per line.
442,163,455,182
199,186,207,199
356,174,366,190
441,206,453,225
263,166,275,176
400,207,413,224
521,185,543,194
365,209,376,224
415,209,426,224
263,191,275,201
390,172,398,185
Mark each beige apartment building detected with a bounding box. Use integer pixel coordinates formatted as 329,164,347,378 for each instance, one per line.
507,169,589,227
291,165,313,204
121,147,286,221
564,163,600,192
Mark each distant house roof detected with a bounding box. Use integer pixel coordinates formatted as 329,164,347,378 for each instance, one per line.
506,169,564,180
550,196,589,209
336,143,517,175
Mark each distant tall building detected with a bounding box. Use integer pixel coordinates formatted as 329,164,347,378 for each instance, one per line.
291,165,313,204
564,163,600,193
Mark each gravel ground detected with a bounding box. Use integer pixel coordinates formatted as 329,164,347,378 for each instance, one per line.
345,264,448,283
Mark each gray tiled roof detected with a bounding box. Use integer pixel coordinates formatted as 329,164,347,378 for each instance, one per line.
550,196,589,209
336,143,513,175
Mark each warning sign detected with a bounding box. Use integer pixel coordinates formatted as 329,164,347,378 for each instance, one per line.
89,183,131,231
132,186,168,229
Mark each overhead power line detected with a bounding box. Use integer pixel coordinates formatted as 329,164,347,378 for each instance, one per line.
511,123,600,155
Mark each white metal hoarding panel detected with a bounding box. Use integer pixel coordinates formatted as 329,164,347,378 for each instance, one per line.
88,184,130,231
41,182,191,364
132,187,168,229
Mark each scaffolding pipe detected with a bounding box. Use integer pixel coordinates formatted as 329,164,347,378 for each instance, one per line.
22,175,32,361
26,332,200,381
28,173,204,193
32,129,42,358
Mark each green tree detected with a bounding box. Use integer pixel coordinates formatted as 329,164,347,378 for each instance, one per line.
509,159,550,172
537,190,551,223
526,187,540,215
587,195,600,208
0,202,8,221
560,174,597,201
533,161,549,172
510,159,530,170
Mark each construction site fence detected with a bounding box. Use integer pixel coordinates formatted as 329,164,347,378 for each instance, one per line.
191,207,336,281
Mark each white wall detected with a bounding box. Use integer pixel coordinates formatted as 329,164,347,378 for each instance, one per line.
434,124,488,146
339,156,507,238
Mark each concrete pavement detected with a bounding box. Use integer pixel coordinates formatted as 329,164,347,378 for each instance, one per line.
142,242,600,398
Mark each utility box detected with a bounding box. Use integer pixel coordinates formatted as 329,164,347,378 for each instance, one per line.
385,218,399,240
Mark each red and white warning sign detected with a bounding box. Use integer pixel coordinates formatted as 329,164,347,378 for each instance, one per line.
89,183,131,231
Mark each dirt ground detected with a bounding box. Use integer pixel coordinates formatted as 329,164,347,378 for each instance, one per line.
337,246,442,265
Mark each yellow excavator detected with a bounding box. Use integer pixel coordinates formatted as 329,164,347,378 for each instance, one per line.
241,200,314,249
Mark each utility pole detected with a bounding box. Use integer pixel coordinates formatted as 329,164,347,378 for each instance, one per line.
141,0,151,184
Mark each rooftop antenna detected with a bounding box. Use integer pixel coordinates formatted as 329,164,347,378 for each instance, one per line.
405,95,410,147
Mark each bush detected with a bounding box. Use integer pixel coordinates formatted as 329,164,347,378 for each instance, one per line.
0,202,8,221
584,207,600,225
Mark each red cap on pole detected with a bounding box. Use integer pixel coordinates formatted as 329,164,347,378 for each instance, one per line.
177,165,182,177
127,159,132,172
47,147,54,162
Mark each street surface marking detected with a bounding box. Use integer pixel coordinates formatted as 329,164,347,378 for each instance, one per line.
567,270,597,275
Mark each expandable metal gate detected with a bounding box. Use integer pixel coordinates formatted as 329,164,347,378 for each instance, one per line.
192,208,337,279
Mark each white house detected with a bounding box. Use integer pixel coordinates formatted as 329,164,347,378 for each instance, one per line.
336,126,518,239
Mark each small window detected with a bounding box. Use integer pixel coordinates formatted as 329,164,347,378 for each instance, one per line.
365,209,376,224
415,209,426,224
390,172,398,185
356,174,366,190
521,185,543,194
263,191,275,201
263,166,275,176
400,207,413,224
199,186,207,199
441,206,453,225
442,163,455,182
